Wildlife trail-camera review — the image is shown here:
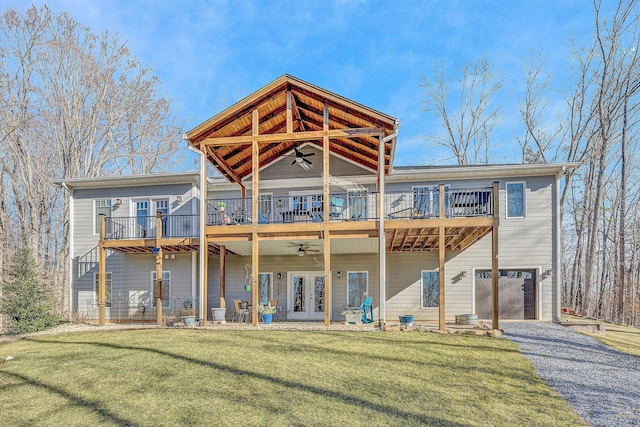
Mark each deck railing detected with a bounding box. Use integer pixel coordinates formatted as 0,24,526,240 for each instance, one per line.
385,187,493,219
206,192,379,225
104,215,199,240
102,187,494,239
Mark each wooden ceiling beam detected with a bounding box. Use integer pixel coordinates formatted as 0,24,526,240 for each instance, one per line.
200,127,382,146
207,147,243,185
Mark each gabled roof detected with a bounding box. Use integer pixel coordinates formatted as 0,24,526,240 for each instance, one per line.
184,74,399,184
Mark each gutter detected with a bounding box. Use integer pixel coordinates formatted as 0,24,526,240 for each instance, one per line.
185,135,207,325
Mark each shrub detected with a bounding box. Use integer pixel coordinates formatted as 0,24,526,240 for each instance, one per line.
1,246,59,335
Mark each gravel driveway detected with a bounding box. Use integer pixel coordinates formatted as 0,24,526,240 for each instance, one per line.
503,322,640,427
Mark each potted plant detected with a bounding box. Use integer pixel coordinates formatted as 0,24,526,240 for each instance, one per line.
342,308,363,325
399,313,414,328
181,308,196,327
259,304,276,324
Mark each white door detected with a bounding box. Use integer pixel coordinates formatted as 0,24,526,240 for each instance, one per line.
288,272,326,320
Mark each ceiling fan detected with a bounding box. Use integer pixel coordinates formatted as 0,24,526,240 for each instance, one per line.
295,243,319,256
290,147,315,169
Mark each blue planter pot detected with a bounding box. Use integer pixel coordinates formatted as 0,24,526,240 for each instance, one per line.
263,313,273,324
182,316,196,327
399,315,414,327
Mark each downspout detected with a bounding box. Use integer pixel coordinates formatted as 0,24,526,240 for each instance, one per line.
554,166,566,322
377,122,399,331
62,182,74,317
185,135,207,325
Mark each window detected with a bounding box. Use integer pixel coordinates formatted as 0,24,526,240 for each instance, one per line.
155,199,169,235
421,271,439,308
94,199,112,234
347,271,368,307
258,273,272,304
150,271,171,308
506,182,525,218
135,200,150,237
94,272,112,307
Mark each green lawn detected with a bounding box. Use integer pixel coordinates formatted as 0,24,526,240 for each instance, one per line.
583,321,640,358
0,329,587,426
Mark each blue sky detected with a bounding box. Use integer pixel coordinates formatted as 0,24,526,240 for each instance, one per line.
15,0,600,166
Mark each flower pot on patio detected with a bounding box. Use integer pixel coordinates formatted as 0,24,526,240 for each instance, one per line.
263,313,273,324
343,311,363,325
182,316,196,327
211,307,226,323
399,315,414,327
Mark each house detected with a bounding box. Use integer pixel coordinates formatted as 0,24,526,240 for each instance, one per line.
59,75,576,330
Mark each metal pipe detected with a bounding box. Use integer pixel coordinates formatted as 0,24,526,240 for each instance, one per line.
184,135,207,325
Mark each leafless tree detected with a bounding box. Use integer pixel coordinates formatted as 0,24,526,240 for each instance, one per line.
0,6,183,317
420,58,506,165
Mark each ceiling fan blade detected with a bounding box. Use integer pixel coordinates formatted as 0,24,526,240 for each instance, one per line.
307,249,320,252
303,158,312,165
291,159,297,165
303,152,315,157
294,147,302,156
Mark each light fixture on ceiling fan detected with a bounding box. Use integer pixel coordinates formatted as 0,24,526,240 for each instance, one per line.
291,147,315,169
297,243,319,256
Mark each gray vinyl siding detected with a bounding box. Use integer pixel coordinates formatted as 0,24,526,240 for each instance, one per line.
383,175,556,321
204,253,380,321
75,252,195,320
72,183,196,317
257,145,373,181
73,183,195,256
69,170,559,322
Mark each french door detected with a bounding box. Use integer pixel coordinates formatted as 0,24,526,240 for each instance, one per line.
288,272,326,320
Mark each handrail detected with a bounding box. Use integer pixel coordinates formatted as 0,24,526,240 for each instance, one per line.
104,215,200,240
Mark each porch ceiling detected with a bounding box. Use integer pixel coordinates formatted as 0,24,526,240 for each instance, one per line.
205,224,492,256
385,226,492,252
184,75,398,184
106,243,237,256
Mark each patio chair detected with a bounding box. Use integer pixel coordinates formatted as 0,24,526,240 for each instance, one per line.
232,299,249,322
361,296,374,324
269,299,280,322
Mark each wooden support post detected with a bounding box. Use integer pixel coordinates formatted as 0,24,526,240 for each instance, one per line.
98,214,106,326
286,89,293,133
252,109,259,226
155,213,163,325
252,232,259,326
438,184,446,331
324,230,331,326
439,225,446,332
251,108,260,326
323,103,330,224
323,103,331,326
219,245,226,309
491,181,500,330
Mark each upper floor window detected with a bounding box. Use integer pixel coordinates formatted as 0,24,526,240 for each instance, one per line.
506,182,525,218
94,199,112,235
421,271,439,308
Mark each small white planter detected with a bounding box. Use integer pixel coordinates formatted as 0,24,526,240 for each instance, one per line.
344,312,363,325
211,307,227,323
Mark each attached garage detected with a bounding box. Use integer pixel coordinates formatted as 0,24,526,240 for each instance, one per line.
475,269,536,320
